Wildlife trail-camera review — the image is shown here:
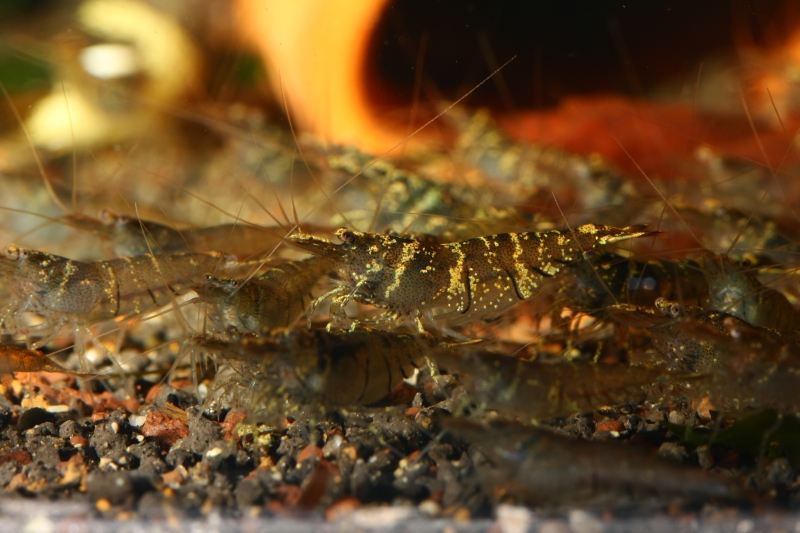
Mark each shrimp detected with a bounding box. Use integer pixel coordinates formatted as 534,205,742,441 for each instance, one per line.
702,250,800,333
608,298,730,372
608,298,791,373
444,417,743,507
323,143,521,240
608,297,800,413
674,201,798,265
0,344,71,377
0,344,104,390
289,224,660,334
192,256,333,332
62,209,305,260
0,243,240,349
608,298,740,372
447,107,638,226
674,315,800,414
190,328,435,409
557,252,708,314
1,203,320,261
434,350,692,421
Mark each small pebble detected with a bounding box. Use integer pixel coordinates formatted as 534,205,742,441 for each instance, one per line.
496,505,532,533
418,499,441,516
128,414,147,428
322,433,343,458
568,509,603,533
206,447,223,458
96,498,112,512
697,445,715,470
668,410,686,425
658,441,688,463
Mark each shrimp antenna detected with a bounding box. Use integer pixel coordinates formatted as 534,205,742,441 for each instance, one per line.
60,81,78,213
724,84,792,255
0,80,69,214
279,71,355,229
299,55,518,225
551,191,619,307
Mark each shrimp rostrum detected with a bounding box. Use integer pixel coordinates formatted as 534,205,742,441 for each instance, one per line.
289,224,660,333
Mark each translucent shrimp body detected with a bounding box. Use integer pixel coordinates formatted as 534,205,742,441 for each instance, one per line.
0,243,238,342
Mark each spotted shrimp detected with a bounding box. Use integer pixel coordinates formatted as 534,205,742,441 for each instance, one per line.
289,224,660,334
0,243,242,370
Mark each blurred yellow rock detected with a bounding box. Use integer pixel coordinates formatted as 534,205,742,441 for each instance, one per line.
25,0,201,151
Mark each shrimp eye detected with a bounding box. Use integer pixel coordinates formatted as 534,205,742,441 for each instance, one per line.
339,230,356,243
117,215,130,226
18,248,29,260
230,279,240,288
204,273,213,282
669,304,682,317
739,254,755,268
99,209,115,224
654,297,671,316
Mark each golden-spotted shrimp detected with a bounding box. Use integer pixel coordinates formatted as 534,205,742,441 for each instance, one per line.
289,224,659,334
192,256,333,333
